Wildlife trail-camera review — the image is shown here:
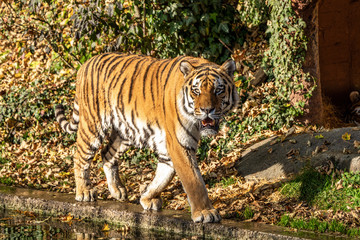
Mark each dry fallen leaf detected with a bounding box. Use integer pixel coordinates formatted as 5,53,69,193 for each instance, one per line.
354,140,360,149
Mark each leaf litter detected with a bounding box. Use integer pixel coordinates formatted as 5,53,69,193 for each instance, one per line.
1,2,360,235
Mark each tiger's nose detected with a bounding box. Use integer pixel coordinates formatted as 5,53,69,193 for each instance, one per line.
200,107,215,114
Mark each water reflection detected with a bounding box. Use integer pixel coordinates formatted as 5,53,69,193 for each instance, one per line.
0,208,201,239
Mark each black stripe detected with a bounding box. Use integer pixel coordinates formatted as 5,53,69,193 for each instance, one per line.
57,116,67,123
162,56,187,116
129,58,148,103
68,125,78,132
130,110,140,134
62,122,69,130
97,53,112,74
142,59,157,100
105,55,130,118
147,123,154,135
98,54,114,119
158,158,171,164
116,77,127,116
105,54,127,80
110,144,117,152
154,59,171,103
77,143,94,160
163,56,186,89
83,57,98,125
78,126,97,147
93,54,109,121
105,55,127,83
182,89,193,115
89,57,97,122
175,107,199,144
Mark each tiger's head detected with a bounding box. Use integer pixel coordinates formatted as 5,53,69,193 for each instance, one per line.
179,59,239,136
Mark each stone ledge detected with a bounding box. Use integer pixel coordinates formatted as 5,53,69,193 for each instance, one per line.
0,185,333,239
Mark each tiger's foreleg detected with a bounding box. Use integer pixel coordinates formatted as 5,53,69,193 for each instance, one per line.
101,132,128,201
168,141,221,223
140,161,175,211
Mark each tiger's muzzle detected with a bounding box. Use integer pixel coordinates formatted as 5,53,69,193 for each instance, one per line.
199,117,220,136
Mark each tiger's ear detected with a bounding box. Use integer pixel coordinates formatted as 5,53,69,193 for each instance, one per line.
180,60,194,77
221,59,236,77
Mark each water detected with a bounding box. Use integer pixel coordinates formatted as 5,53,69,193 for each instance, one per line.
0,208,201,240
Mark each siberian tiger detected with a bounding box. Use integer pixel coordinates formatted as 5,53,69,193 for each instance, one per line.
55,53,239,223
346,91,360,125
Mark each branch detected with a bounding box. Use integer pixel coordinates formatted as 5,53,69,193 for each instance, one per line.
218,38,233,54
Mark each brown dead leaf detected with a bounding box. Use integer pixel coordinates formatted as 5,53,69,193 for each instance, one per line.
286,149,299,159
354,140,360,149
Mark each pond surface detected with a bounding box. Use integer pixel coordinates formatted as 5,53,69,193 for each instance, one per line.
0,208,201,239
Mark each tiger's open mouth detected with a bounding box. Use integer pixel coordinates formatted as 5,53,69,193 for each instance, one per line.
200,117,219,136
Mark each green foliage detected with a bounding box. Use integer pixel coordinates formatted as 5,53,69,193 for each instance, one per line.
0,78,75,144
70,0,244,63
242,206,254,220
149,0,244,63
238,0,269,27
8,0,247,64
197,137,212,161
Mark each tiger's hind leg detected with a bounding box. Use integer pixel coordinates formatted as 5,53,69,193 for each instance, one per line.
140,160,175,211
74,123,102,202
101,131,129,201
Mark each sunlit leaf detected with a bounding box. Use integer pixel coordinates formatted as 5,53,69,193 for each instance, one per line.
315,134,324,139
342,132,351,141
102,223,110,231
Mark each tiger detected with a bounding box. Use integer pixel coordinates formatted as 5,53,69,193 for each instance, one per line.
346,91,360,125
55,53,239,223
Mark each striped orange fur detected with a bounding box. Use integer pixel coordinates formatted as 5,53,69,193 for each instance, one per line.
56,53,239,223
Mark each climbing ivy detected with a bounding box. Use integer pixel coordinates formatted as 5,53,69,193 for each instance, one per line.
262,0,314,128
236,0,315,132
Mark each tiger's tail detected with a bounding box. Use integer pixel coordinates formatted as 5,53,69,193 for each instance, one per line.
55,102,79,134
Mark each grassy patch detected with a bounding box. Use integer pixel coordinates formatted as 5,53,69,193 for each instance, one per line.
220,176,237,187
279,215,360,236
279,168,360,236
0,177,14,185
280,168,358,211
242,206,254,220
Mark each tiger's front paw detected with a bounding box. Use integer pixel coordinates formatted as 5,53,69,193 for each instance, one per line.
140,197,163,211
75,187,97,202
108,184,127,202
192,209,221,223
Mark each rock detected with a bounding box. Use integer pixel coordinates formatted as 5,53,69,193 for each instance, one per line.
236,127,360,180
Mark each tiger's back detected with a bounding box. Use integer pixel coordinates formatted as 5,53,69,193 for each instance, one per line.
74,53,212,148
56,52,239,223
